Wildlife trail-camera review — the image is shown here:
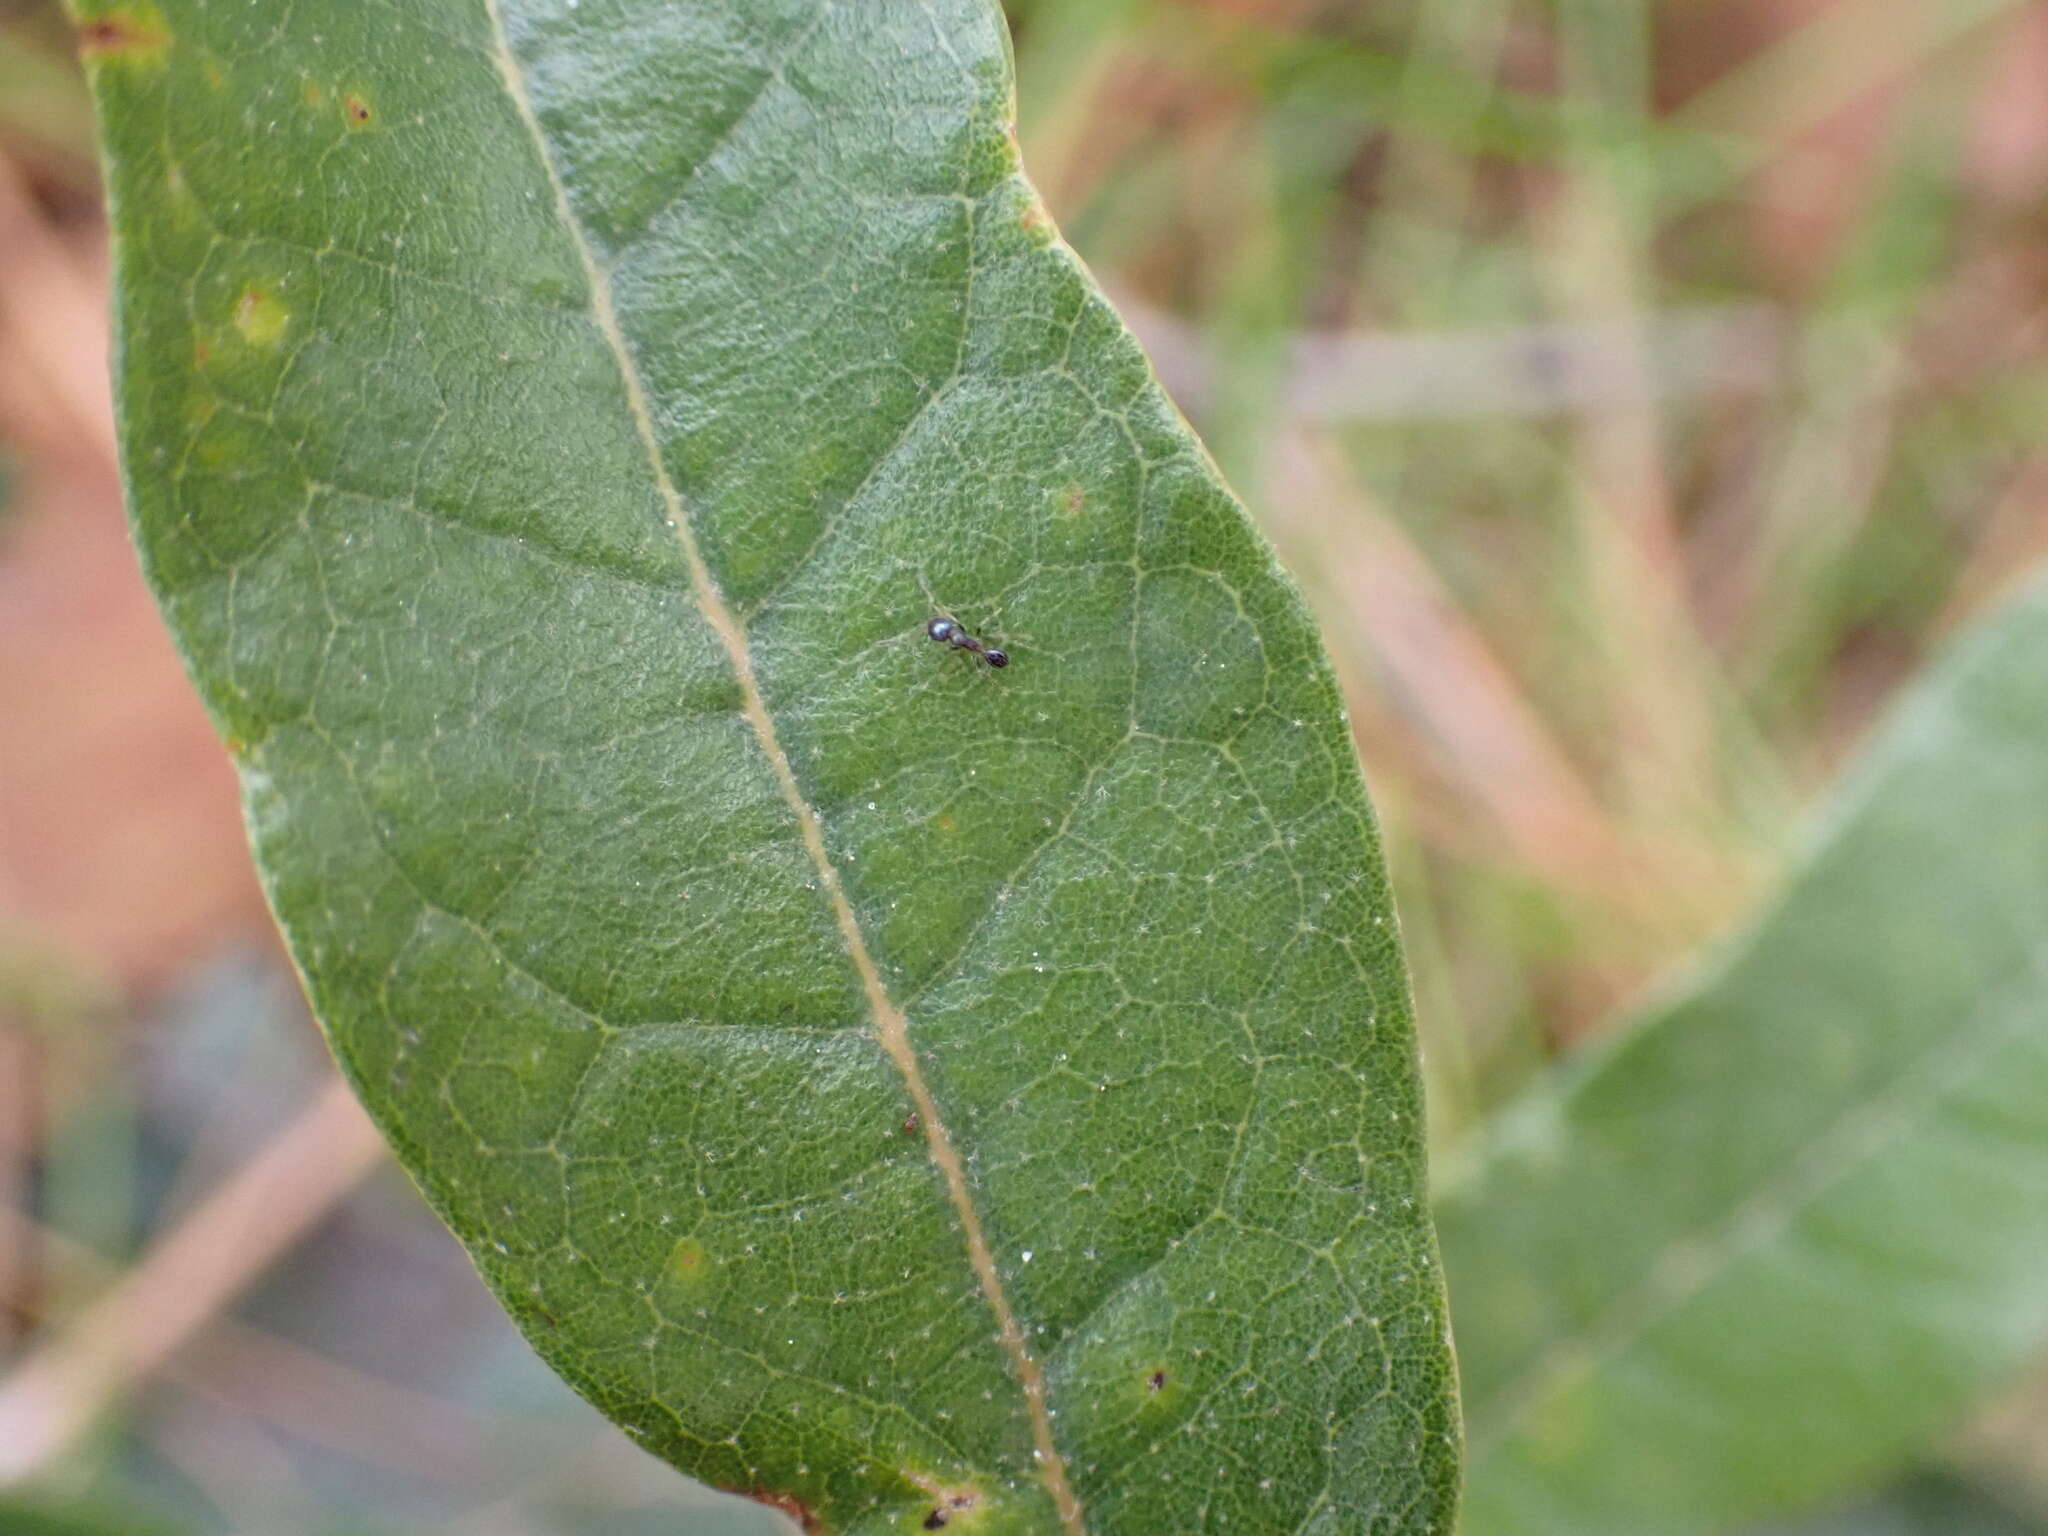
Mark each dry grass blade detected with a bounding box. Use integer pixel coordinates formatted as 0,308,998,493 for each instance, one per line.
0,1074,386,1483
1266,430,1633,902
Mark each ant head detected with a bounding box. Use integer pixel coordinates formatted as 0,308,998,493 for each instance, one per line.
926,616,958,643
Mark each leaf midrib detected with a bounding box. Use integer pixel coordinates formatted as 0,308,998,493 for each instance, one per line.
475,3,1086,1527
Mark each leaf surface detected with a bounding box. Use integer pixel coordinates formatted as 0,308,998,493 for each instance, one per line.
81,1,1458,1530
1440,577,2048,1535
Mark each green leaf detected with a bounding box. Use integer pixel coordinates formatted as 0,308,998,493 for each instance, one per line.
1440,575,2048,1535
81,1,1458,1530
0,1498,191,1536
1755,1470,2048,1536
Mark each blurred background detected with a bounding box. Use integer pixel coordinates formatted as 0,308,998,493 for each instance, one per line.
2,0,2047,1530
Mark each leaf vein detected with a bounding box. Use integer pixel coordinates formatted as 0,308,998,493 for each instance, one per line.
607,0,837,263
478,5,1087,1526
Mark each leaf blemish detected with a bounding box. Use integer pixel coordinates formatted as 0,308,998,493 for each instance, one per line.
903,1471,983,1530
75,5,170,63
232,286,289,349
920,1489,978,1529
342,92,373,127
1016,187,1056,246
668,1234,711,1283
1139,1361,1181,1410
728,1488,821,1533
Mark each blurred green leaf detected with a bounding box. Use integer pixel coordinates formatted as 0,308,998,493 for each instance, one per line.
1440,574,2048,1534
1755,1469,2048,1536
0,1497,189,1536
82,0,1457,1531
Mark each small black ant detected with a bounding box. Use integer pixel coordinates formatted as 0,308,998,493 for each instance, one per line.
926,615,1008,669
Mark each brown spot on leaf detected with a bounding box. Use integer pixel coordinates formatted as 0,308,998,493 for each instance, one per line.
920,1489,979,1529
1147,1369,1167,1392
729,1489,822,1533
902,1112,920,1137
301,80,326,108
1060,483,1085,518
1015,188,1057,248
75,5,169,63
342,93,373,127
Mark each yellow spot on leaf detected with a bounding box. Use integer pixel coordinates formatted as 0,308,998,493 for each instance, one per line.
667,1235,712,1285
232,287,288,350
301,80,325,108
